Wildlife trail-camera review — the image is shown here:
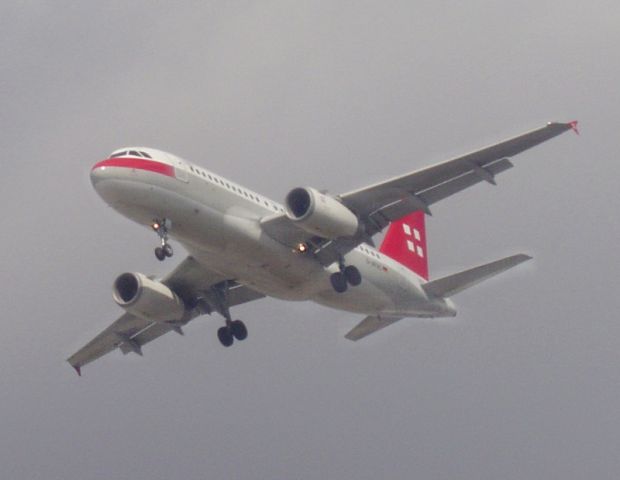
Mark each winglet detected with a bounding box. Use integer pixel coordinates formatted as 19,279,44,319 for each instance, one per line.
568,120,579,135
73,365,82,376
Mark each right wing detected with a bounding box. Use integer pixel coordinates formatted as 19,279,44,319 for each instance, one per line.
67,256,264,374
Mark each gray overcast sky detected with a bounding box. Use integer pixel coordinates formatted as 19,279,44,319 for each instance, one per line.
2,1,619,479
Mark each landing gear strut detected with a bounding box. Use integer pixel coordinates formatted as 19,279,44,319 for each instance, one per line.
212,281,248,347
330,259,362,293
152,219,173,261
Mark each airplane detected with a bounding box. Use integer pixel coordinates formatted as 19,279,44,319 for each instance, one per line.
68,121,578,375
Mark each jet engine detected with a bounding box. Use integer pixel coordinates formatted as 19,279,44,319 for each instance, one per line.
112,272,185,322
285,187,359,239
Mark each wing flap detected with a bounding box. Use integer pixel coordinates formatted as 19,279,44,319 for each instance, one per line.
119,322,175,354
417,158,513,208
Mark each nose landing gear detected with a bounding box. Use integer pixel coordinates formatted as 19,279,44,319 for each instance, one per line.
152,219,173,261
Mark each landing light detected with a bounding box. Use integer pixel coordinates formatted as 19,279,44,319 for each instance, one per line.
152,222,160,231
295,242,309,253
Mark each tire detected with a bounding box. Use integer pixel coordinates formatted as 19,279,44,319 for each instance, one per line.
231,320,248,341
155,247,166,261
163,244,173,257
330,272,348,293
344,265,362,286
217,326,234,347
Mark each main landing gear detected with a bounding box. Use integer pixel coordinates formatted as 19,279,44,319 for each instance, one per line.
212,281,248,348
152,218,173,261
330,259,362,293
217,320,248,347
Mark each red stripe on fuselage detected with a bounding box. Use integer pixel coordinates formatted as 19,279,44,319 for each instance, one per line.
92,158,176,178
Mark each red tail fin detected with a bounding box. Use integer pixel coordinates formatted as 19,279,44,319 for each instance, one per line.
379,211,429,280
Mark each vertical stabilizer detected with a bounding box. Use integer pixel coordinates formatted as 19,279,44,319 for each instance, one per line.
379,211,429,280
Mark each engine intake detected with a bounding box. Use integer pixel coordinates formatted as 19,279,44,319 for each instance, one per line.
285,187,359,239
113,272,185,322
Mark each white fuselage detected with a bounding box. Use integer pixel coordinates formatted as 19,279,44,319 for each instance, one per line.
91,148,455,319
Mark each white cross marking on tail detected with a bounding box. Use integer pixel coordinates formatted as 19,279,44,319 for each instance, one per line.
402,223,424,258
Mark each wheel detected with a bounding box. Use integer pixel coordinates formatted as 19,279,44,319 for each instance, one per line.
155,247,166,261
330,272,348,293
163,244,173,257
217,326,234,347
231,320,248,341
344,265,362,286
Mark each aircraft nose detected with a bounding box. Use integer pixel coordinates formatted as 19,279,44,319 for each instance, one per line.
90,161,106,187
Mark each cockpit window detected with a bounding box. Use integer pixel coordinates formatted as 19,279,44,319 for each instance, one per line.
109,150,153,159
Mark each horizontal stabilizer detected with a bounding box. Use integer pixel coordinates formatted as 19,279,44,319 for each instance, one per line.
422,254,532,298
345,315,403,341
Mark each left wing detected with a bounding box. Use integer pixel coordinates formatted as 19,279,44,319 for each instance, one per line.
262,122,576,264
67,257,264,374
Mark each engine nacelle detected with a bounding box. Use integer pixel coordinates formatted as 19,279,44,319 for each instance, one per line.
112,272,185,322
285,187,359,239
